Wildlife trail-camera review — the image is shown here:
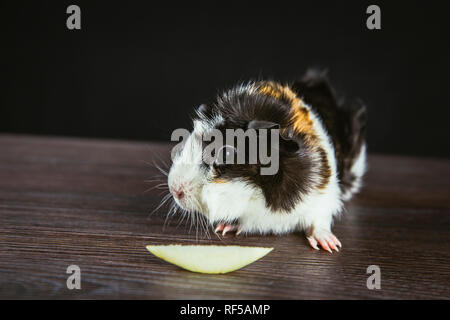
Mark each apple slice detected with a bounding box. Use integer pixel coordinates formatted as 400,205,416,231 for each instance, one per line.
146,244,273,274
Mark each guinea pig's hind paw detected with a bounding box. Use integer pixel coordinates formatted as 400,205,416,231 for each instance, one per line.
306,230,342,253
214,223,241,236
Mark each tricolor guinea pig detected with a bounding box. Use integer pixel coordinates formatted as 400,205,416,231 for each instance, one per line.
167,70,367,252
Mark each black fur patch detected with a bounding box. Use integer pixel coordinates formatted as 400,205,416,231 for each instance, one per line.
291,70,367,196
195,72,366,211
197,84,315,212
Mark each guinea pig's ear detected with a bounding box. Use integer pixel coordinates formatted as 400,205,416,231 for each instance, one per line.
248,120,300,153
247,120,280,130
196,104,210,117
279,128,300,153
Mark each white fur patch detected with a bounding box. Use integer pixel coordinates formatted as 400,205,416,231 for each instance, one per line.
168,132,206,212
342,143,367,201
201,176,342,235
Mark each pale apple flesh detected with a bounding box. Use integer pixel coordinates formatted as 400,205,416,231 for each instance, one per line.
146,245,273,274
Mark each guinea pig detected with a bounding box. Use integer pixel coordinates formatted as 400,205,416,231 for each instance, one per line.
167,70,367,252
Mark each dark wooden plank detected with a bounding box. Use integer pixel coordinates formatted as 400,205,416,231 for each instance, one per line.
0,134,449,299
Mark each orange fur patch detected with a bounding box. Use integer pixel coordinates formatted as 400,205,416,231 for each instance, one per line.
256,82,317,144
213,178,228,184
256,81,330,189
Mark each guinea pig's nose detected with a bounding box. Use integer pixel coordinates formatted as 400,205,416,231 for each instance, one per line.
171,187,185,200
175,190,185,200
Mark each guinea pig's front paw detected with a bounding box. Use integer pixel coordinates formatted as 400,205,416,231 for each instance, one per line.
214,223,242,236
306,228,342,253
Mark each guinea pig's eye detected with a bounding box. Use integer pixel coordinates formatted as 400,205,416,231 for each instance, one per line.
215,145,236,165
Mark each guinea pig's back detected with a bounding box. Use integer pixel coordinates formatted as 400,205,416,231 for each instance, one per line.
291,70,367,199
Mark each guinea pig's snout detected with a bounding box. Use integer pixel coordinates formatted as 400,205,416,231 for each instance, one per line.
171,187,185,200
169,182,192,201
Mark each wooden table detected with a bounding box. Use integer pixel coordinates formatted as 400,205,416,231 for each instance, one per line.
0,134,449,299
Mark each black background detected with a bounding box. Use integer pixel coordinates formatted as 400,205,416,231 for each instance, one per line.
1,1,449,157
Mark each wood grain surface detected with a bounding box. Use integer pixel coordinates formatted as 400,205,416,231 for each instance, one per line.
0,134,449,299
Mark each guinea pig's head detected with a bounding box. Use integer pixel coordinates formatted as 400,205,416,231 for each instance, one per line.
167,121,208,213
168,85,314,217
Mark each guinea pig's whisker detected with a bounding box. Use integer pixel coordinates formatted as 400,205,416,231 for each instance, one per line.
162,201,177,231
200,213,211,239
143,183,168,194
144,157,171,219
158,189,170,196
150,152,171,169
191,198,210,239
188,210,195,234
148,192,172,217
194,213,200,237
152,160,169,177
140,159,154,167
144,178,166,183
159,158,170,170
195,212,203,241
142,154,169,171
175,208,188,229
176,207,186,226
